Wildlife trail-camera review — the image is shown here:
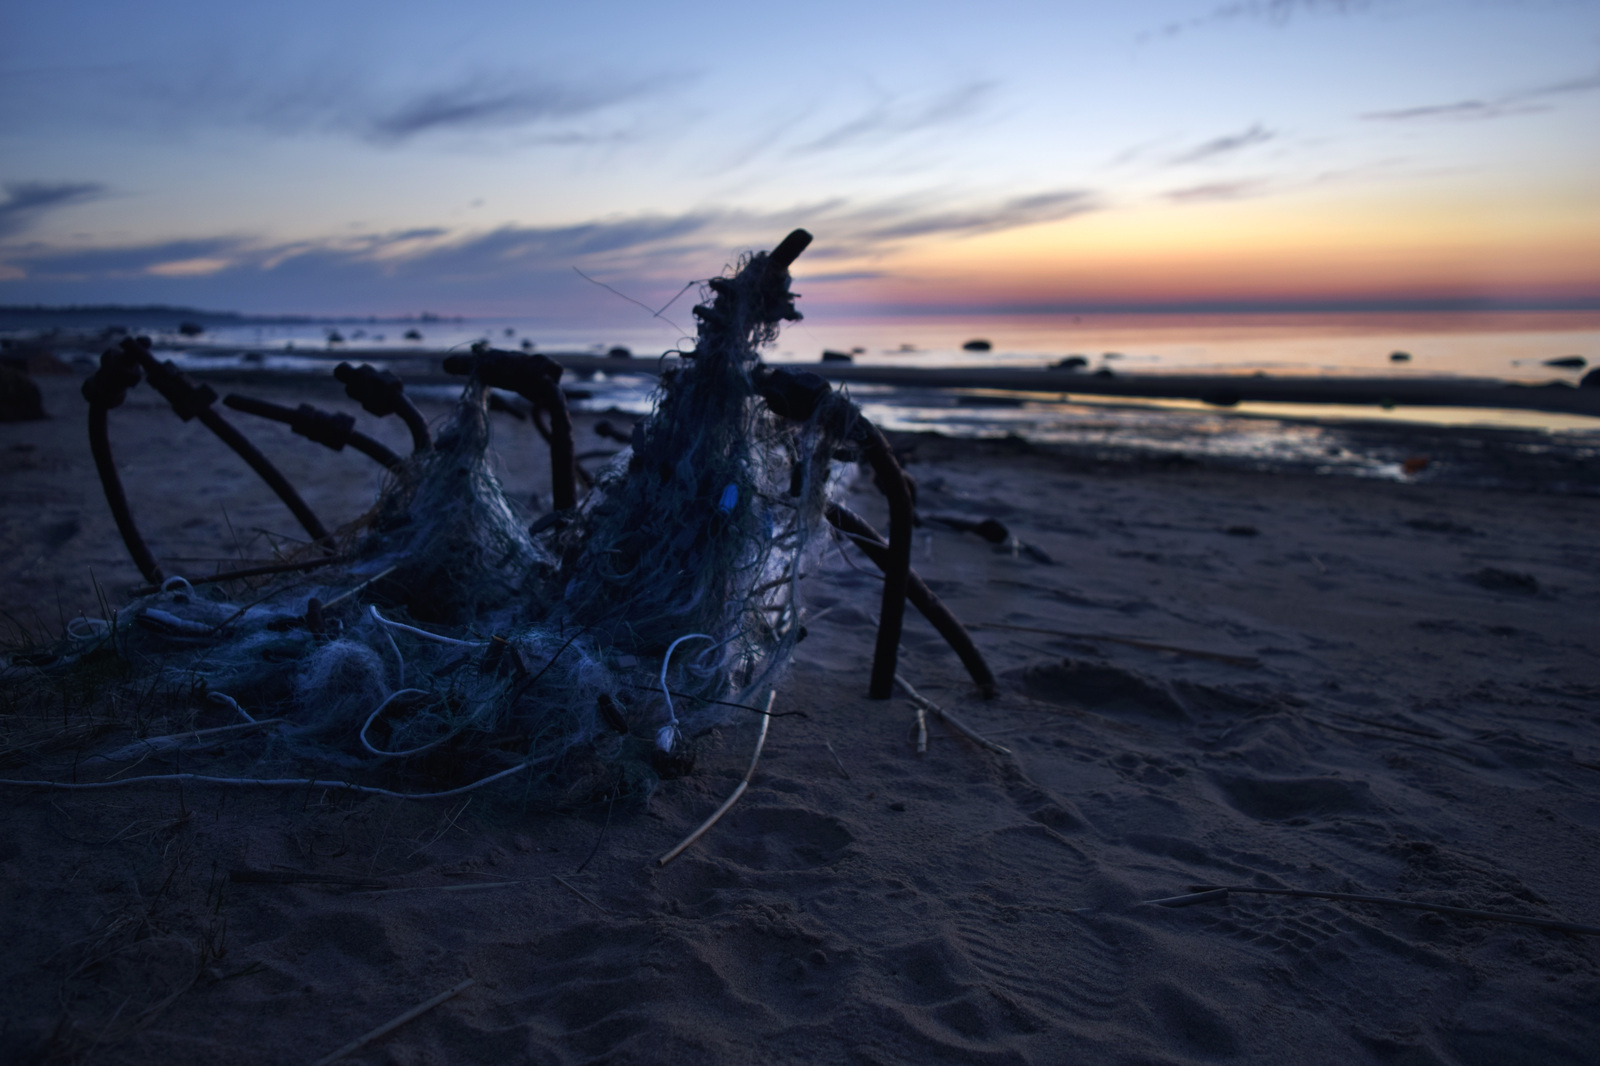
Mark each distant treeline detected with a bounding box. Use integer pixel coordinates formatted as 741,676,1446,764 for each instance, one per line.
0,305,460,329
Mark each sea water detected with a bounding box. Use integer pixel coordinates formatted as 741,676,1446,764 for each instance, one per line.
154,309,1600,492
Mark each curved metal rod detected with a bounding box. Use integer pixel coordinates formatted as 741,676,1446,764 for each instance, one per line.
825,503,998,698
857,420,914,700
117,339,332,548
87,403,163,585
82,347,163,584
223,393,404,470
443,349,578,511
194,407,333,546
529,375,577,510
333,362,430,454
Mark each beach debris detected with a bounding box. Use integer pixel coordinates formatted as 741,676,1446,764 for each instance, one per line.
553,873,611,914
0,363,46,421
894,675,1010,756
6,230,996,809
81,336,333,584
310,977,476,1066
823,738,851,779
223,393,403,470
1146,884,1600,937
333,361,432,453
656,691,774,866
827,504,998,696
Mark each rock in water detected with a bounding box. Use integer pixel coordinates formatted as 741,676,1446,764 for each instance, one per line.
962,339,992,352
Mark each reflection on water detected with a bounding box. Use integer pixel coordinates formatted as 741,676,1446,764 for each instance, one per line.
146,308,1600,383
134,307,1600,494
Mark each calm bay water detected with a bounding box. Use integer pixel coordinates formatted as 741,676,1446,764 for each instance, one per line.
162,309,1600,492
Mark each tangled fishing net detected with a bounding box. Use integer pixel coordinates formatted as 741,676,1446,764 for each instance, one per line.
2,230,876,806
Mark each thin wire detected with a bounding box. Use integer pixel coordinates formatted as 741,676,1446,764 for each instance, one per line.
208,691,254,724
0,759,547,800
359,688,455,758
572,267,689,335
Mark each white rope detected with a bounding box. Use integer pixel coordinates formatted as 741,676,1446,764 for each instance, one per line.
369,606,488,648
0,758,546,800
66,616,111,640
208,691,255,724
359,688,459,759
657,632,712,752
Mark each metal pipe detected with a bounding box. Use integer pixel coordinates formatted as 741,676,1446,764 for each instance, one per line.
825,503,998,698
81,346,163,584
194,407,333,546
223,393,404,470
333,362,431,453
443,349,578,511
857,421,914,700
87,403,163,585
118,340,332,548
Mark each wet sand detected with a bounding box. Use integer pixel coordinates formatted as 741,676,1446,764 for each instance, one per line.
2,373,1599,1064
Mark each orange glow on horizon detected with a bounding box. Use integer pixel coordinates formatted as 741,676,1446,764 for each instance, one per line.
804,185,1600,309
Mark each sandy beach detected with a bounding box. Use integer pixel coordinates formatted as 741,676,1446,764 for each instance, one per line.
3,371,1599,1065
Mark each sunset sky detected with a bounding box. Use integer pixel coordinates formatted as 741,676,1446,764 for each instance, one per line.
2,0,1597,321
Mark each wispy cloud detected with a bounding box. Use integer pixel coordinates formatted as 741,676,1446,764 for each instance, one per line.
0,181,105,238
1145,0,1381,40
792,81,998,155
1169,124,1274,165
1363,67,1600,122
16,59,670,147
0,188,1100,310
841,190,1098,243
363,75,663,143
1163,180,1267,203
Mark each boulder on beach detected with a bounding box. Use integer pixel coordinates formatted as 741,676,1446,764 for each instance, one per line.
821,350,853,363
1050,355,1089,371
0,365,46,422
607,346,632,359
1582,368,1600,389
